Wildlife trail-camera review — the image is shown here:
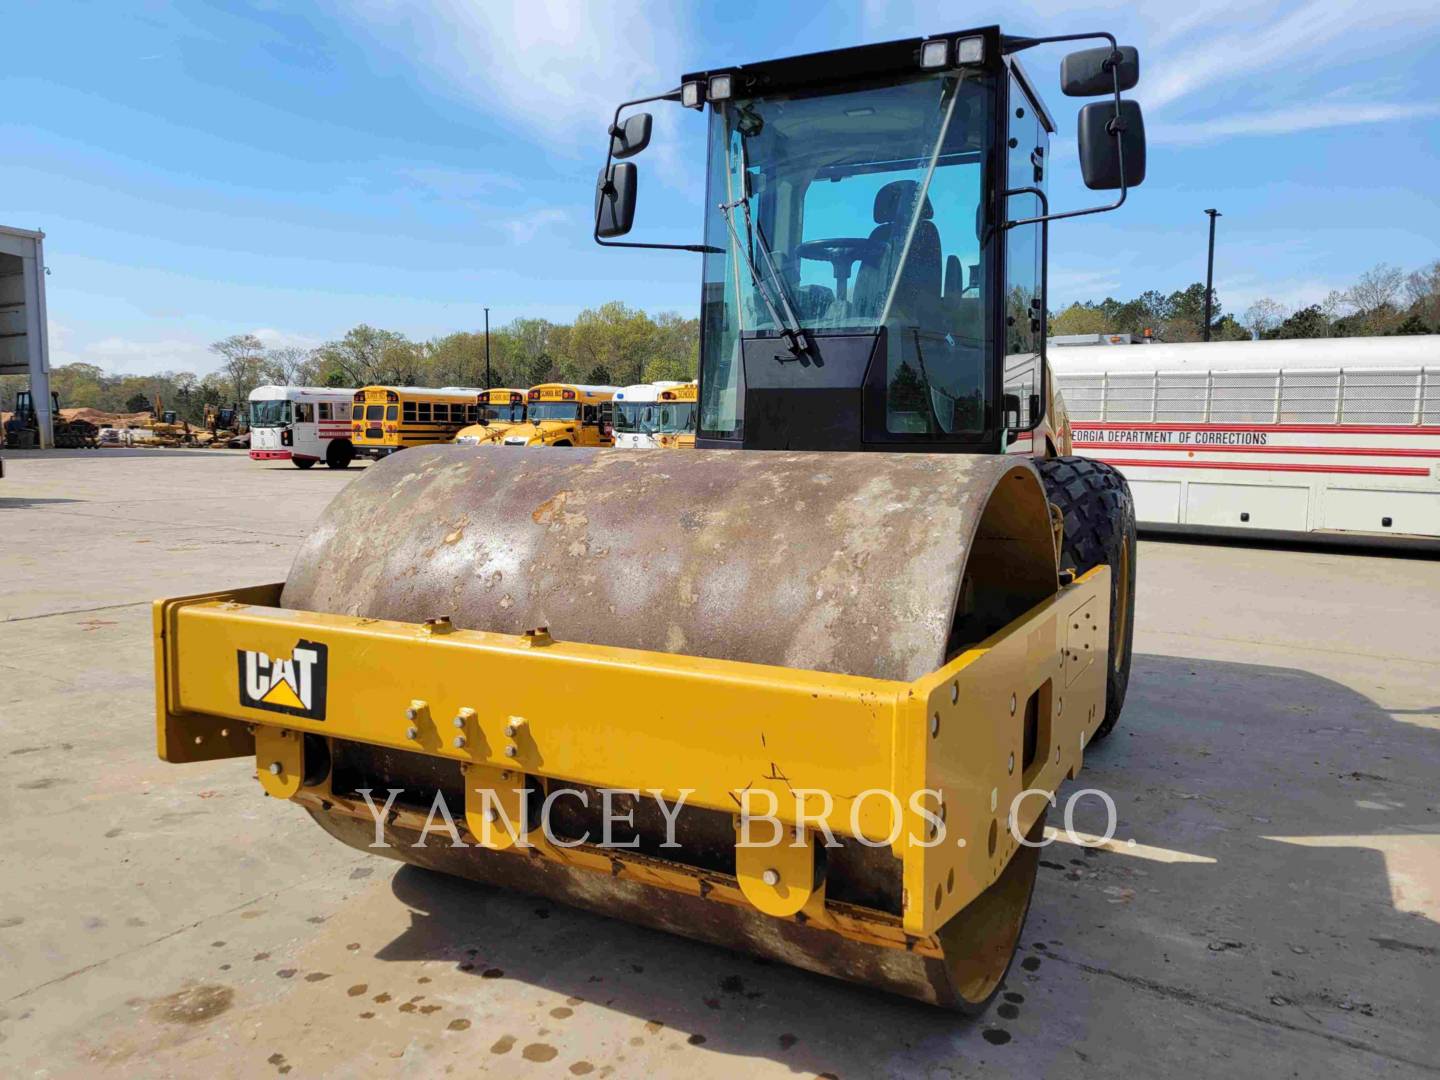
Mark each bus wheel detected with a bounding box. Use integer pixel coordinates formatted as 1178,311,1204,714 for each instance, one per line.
1036,456,1136,742
293,457,317,470
326,441,354,470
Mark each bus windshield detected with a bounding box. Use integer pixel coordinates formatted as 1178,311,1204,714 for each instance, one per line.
656,402,697,433
249,399,292,428
481,404,526,423
529,403,579,422
613,402,658,434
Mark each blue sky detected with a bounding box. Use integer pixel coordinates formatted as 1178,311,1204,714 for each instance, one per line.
7,0,1439,375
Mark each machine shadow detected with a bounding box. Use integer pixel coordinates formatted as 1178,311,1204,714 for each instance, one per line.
370,651,1439,1074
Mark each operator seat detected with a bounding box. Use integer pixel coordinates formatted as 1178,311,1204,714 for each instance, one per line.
852,179,943,330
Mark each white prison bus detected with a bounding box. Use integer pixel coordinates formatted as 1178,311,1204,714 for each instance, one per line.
1050,336,1440,544
248,385,359,470
611,382,685,449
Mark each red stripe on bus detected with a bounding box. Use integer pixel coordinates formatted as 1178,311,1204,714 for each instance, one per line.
1073,421,1440,435
1090,457,1431,477
1075,442,1440,458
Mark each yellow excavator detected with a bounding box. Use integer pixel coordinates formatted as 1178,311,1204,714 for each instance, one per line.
153,25,1144,1011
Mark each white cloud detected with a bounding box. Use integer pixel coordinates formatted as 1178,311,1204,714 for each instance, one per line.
1217,275,1347,314
502,207,570,244
400,166,526,203
49,327,329,376
54,334,213,376
1152,99,1440,144
342,1,690,146
252,327,324,350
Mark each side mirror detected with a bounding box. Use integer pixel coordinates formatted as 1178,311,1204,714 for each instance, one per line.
1077,99,1146,190
609,113,653,160
1061,45,1139,97
595,162,638,238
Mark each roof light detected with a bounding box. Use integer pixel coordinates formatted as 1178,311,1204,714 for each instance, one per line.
920,39,949,69
955,36,984,64
681,80,704,110
708,74,732,102
563,389,576,400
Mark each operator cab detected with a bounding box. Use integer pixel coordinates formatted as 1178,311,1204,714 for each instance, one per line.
595,26,1145,452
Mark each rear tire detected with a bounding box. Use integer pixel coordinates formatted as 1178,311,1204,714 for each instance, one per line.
326,440,354,469
1036,456,1136,741
293,457,317,470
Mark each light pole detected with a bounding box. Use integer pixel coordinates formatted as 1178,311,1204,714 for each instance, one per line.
1203,209,1221,342
483,306,492,389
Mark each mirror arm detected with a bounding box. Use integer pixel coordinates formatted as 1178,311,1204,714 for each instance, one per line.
595,88,724,255
1002,30,1129,228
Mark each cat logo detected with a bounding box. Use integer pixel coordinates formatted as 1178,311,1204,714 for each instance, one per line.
237,640,328,720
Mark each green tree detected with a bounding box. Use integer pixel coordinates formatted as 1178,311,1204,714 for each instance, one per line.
569,302,658,386
1049,303,1110,336
312,325,422,386
208,333,268,403
1266,305,1330,339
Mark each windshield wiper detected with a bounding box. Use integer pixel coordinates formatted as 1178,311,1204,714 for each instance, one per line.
718,197,810,358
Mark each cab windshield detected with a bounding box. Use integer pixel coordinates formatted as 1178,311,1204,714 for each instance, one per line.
249,399,291,428
699,70,995,441
613,402,657,433
528,402,579,422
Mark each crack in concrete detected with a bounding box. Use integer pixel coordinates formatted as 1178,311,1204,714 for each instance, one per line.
1,856,373,1005
3,601,149,624
1050,951,1440,1073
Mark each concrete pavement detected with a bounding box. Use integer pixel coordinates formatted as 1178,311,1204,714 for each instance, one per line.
1,448,1436,1077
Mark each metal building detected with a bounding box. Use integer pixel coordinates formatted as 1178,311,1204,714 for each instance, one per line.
1,225,53,448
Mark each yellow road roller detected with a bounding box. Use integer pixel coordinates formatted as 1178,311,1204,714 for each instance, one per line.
154,24,1145,1011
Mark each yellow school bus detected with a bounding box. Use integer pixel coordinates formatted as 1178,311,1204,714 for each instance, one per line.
351,386,481,459
655,382,698,449
452,388,528,446
498,384,620,447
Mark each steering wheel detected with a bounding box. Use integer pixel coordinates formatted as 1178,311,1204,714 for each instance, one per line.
796,238,881,304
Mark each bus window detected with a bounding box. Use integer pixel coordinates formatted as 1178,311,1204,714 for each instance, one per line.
582,404,598,425
403,402,416,422
418,402,432,422
352,404,363,420
366,405,384,420
318,402,330,421
386,405,398,421
295,403,314,423
466,405,478,422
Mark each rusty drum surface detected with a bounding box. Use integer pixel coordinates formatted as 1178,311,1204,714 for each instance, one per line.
281,446,1045,681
